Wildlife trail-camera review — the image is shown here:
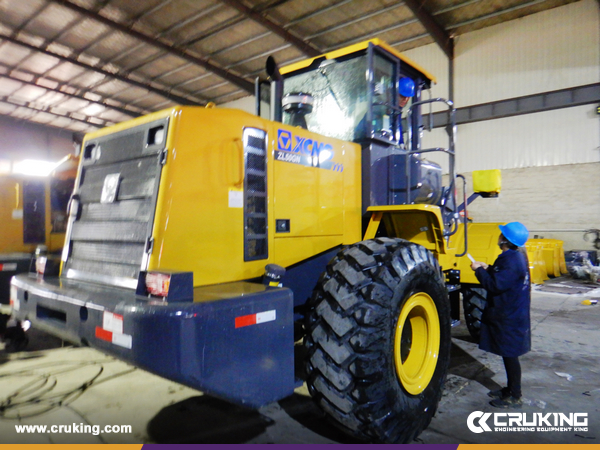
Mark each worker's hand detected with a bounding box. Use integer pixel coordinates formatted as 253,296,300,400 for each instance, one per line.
470,261,488,271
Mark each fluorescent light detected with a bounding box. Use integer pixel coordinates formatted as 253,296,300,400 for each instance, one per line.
0,159,10,175
12,159,59,177
81,104,105,116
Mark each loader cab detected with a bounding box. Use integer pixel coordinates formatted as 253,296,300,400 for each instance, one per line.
276,40,432,147
269,39,456,233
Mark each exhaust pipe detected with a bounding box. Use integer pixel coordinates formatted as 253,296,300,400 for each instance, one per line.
266,56,283,123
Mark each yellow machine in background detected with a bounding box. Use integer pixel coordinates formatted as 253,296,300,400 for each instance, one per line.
0,155,77,254
526,239,568,283
10,39,553,443
0,159,75,255
0,155,76,348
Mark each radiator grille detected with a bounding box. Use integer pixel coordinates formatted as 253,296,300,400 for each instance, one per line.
63,119,168,287
243,128,268,261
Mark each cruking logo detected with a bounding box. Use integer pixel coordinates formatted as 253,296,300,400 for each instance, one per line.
467,411,588,433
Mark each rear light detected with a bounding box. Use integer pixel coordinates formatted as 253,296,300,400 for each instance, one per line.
146,272,171,298
10,285,19,311
32,244,59,277
137,271,193,302
36,256,47,275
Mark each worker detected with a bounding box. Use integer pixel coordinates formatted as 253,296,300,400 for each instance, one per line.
397,77,415,146
470,222,531,408
398,77,415,108
354,77,415,143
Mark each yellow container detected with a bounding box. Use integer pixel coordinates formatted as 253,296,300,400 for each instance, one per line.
526,244,549,284
472,169,502,196
525,238,568,282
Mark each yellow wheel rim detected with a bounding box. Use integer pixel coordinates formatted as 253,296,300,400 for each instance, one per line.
394,292,440,395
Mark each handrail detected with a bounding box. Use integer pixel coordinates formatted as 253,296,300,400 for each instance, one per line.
455,174,469,257
405,98,458,239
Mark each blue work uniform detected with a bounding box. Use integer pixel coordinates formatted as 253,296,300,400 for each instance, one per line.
474,249,531,357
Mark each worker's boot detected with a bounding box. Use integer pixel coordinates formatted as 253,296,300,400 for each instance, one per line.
487,387,511,399
490,395,522,408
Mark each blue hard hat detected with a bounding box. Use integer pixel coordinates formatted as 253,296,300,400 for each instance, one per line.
499,222,529,247
399,77,415,97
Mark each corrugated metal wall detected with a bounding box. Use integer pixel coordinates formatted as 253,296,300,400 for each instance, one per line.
404,0,600,173
454,0,600,105
456,106,599,172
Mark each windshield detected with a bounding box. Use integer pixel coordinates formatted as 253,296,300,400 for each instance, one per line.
282,56,368,142
282,52,401,143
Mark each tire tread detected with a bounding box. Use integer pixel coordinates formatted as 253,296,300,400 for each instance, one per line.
304,238,451,443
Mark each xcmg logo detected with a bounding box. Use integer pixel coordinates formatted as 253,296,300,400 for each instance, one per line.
276,129,343,172
467,411,588,433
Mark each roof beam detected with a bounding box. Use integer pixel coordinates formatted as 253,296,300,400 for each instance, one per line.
50,0,255,94
424,83,600,127
218,0,321,57
403,0,454,58
447,0,547,30
0,73,142,118
307,2,406,40
284,0,354,29
0,33,201,106
0,96,106,128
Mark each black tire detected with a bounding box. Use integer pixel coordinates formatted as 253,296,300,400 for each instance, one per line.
461,285,487,341
303,238,451,443
0,314,8,336
4,325,29,353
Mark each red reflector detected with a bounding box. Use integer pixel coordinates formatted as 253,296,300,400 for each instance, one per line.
235,310,276,328
95,326,113,342
235,314,257,328
146,272,171,297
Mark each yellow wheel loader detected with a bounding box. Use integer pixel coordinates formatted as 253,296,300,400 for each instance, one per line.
0,156,76,350
10,39,503,443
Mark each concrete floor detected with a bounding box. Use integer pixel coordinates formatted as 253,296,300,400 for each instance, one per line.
0,280,599,444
